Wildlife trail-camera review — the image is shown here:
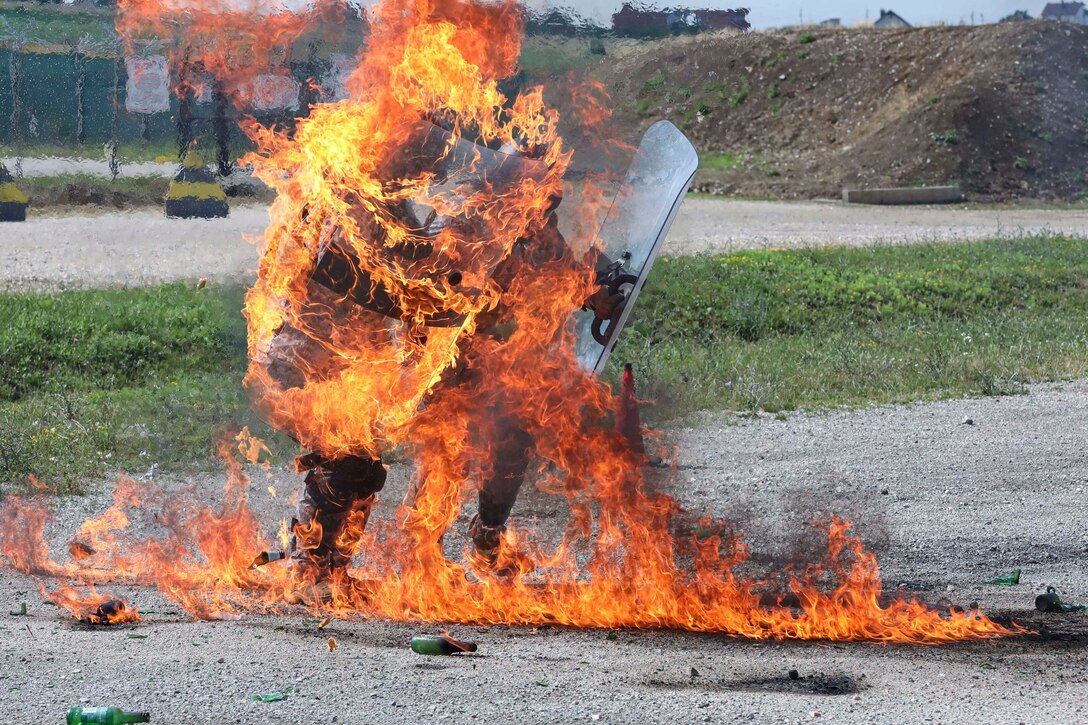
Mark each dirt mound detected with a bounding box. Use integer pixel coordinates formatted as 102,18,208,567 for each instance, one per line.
591,21,1088,202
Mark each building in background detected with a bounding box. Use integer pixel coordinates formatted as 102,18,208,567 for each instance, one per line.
1041,2,1088,23
873,9,912,28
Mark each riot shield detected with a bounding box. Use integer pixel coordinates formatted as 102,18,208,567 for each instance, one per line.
574,121,699,374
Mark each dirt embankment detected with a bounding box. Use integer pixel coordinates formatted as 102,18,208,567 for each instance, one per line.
591,21,1088,202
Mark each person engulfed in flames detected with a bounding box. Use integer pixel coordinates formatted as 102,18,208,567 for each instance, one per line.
243,0,622,603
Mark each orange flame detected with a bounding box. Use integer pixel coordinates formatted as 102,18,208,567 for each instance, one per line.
0,0,1025,645
116,0,350,107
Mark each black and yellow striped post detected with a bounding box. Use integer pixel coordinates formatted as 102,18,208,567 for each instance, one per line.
0,163,28,222
165,151,229,219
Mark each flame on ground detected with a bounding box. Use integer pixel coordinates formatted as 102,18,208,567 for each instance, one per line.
0,0,1024,644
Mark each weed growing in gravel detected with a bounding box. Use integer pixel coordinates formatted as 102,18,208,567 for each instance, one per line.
930,129,958,145
699,152,744,170
730,83,750,108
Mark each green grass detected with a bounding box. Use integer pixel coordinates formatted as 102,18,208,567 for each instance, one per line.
699,152,744,171
518,35,628,74
609,236,1088,420
0,283,290,491
5,236,1088,489
930,129,958,145
729,83,750,108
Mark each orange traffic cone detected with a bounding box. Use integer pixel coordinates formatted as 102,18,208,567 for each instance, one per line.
615,363,646,457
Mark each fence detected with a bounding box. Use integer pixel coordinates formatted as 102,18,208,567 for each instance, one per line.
0,49,318,153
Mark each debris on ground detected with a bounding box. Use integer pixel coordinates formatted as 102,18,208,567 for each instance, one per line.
1035,587,1088,613
69,541,96,561
251,689,292,703
410,633,478,656
987,569,1021,586
9,602,26,616
248,551,286,569
208,611,244,622
81,599,140,626
66,706,150,724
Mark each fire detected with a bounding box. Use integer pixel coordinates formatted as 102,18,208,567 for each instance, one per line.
116,0,348,107
0,0,1024,645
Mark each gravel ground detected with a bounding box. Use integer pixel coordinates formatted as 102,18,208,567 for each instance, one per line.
4,199,1088,291
2,381,1086,723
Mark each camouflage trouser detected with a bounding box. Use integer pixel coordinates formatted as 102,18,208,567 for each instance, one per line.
292,421,532,569
291,454,387,572
268,319,535,568
468,420,534,556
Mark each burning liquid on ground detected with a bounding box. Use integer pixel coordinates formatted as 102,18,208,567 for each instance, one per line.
0,0,1021,644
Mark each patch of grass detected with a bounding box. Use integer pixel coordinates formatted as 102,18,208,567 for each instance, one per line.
0,283,293,490
517,35,618,74
831,53,844,63
765,50,787,68
1014,156,1031,171
699,152,743,171
644,70,666,90
729,82,750,108
767,82,780,100
930,129,958,145
608,236,1088,420
928,96,942,105
9,237,1088,487
796,50,810,60
798,33,817,44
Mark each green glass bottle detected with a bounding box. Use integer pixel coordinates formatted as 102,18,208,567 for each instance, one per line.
66,706,150,724
410,634,477,656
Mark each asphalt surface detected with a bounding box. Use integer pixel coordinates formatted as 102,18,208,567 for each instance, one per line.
4,199,1088,291
2,381,1086,723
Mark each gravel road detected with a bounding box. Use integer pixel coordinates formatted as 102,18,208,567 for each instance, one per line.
2,381,1086,723
3,199,1088,291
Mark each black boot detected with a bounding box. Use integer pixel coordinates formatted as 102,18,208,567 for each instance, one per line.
288,454,386,603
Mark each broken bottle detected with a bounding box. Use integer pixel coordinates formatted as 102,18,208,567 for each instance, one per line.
66,707,150,724
410,633,477,656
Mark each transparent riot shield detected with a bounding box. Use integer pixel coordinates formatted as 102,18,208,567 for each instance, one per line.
574,121,699,374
